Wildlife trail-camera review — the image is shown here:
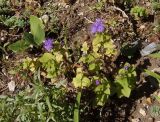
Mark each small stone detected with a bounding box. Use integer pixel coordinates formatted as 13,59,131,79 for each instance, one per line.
8,80,15,92
1,37,5,41
139,108,146,116
41,15,49,24
131,118,140,122
5,56,8,60
146,97,152,105
139,25,145,30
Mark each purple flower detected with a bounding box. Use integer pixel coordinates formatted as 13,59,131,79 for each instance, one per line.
91,18,105,34
124,66,129,70
95,80,100,85
43,38,53,51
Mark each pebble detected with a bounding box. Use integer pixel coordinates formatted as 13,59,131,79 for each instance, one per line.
8,80,15,92
139,108,146,116
146,97,152,105
41,15,49,24
131,118,141,122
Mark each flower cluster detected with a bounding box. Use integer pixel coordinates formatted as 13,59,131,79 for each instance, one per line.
91,18,105,34
43,38,53,51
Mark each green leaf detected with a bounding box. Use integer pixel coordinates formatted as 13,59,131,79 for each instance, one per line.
92,34,103,46
8,40,30,53
115,64,136,98
104,41,116,56
116,78,132,98
94,83,110,106
89,63,96,71
30,15,45,45
86,54,95,63
149,53,160,58
39,53,54,63
81,42,89,53
23,32,35,46
72,74,91,88
145,69,160,83
82,77,91,87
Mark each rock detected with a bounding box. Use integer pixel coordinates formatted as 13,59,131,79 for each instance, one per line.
139,108,146,116
146,97,152,105
140,42,160,56
8,80,15,92
131,118,141,122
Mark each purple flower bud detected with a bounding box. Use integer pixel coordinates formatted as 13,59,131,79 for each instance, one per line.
95,80,100,85
43,38,53,51
91,18,105,34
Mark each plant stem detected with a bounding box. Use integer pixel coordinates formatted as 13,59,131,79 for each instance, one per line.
74,91,82,122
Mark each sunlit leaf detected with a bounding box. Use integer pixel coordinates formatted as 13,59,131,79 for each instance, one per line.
72,74,91,88
39,53,54,63
81,42,89,53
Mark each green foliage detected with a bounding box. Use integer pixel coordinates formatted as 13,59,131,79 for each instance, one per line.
115,63,136,98
94,78,110,106
130,6,147,20
8,15,45,52
8,40,30,53
90,0,105,10
72,68,91,88
3,16,26,28
39,52,63,79
92,33,117,56
0,82,73,122
22,57,37,72
152,0,160,11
